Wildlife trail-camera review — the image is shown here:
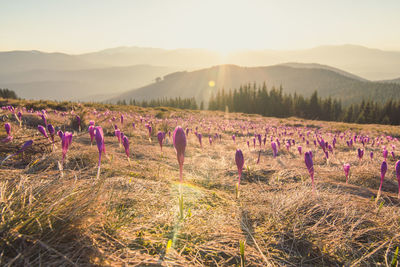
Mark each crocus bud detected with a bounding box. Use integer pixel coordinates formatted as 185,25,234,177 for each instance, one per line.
343,163,350,183
305,151,315,192
47,124,55,136
358,148,364,160
76,115,81,127
157,131,164,151
57,130,64,140
122,135,129,158
88,125,95,144
271,142,278,158
115,129,121,144
38,125,49,139
173,126,186,182
395,160,400,199
4,123,11,136
61,132,73,163
383,149,388,161
377,161,388,201
95,126,105,155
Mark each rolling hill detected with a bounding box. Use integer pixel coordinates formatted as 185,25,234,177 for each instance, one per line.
0,65,181,101
110,64,400,106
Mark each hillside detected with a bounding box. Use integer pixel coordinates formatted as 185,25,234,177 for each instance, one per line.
0,65,181,100
110,64,400,105
1,99,400,265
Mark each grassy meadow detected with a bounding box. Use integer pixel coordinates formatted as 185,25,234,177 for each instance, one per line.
0,99,399,266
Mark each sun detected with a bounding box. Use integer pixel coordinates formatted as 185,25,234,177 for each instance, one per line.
208,80,215,87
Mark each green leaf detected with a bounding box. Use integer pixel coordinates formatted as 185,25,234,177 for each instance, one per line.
391,246,399,267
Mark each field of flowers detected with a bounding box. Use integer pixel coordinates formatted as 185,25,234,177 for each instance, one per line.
0,99,400,266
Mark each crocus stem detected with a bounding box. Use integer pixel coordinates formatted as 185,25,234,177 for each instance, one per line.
97,165,101,180
96,153,102,179
59,160,64,178
179,183,184,220
376,180,383,202
398,177,400,199
311,174,315,194
127,157,131,166
179,164,183,183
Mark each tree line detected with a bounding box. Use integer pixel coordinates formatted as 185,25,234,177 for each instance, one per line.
0,88,18,99
117,97,200,110
208,83,400,125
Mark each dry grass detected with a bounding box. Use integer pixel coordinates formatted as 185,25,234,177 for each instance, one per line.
0,102,400,266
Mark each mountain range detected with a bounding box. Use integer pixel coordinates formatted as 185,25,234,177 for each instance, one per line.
1,45,400,103
110,64,400,106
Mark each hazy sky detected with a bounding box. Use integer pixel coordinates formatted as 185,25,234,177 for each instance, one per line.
1,0,399,53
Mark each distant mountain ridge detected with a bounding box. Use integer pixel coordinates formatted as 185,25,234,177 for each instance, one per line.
78,44,400,80
110,64,400,106
2,45,400,101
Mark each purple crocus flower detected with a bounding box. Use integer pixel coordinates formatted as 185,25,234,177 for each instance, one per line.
377,161,388,200
157,131,164,151
57,130,64,140
4,123,11,136
383,149,388,161
122,135,130,160
197,133,202,147
41,114,47,126
115,128,121,146
1,140,34,164
47,124,55,137
232,135,236,144
392,151,396,160
357,148,364,161
88,125,95,145
47,124,55,148
173,126,187,182
121,114,124,125
271,142,278,158
298,146,302,155
95,126,105,179
17,140,33,154
17,111,22,121
305,151,315,192
343,163,350,184
395,160,400,199
76,115,81,130
61,132,73,164
38,125,49,140
370,151,374,160
235,149,245,198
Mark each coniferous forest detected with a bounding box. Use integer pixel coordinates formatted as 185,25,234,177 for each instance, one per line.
207,83,400,125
